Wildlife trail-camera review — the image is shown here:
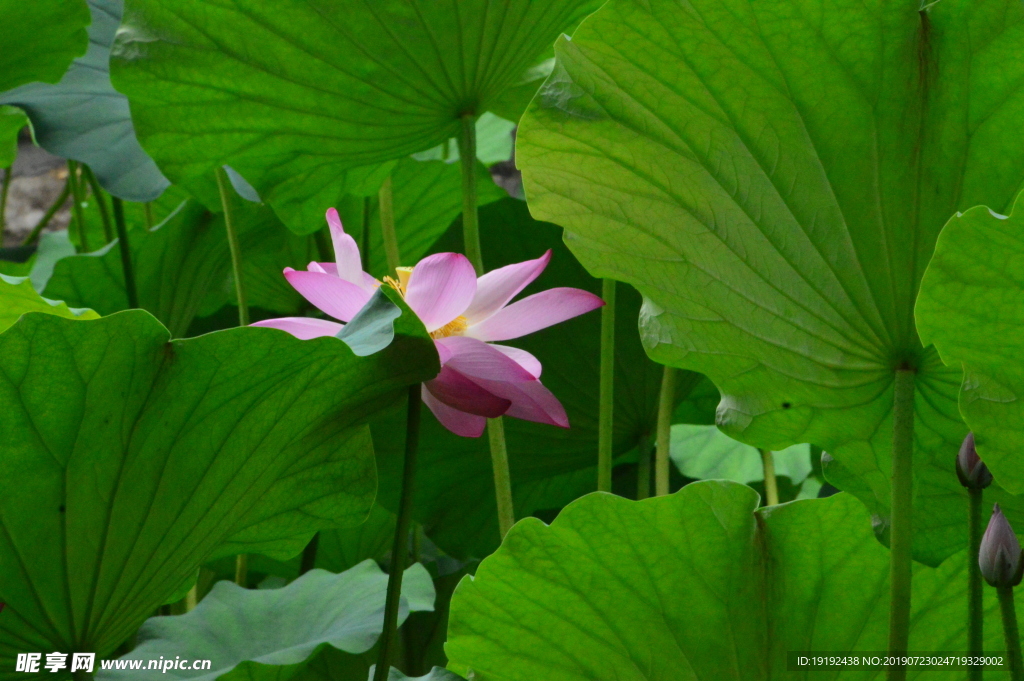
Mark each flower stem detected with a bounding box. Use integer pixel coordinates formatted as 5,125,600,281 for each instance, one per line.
597,279,617,493
636,435,653,500
234,554,247,587
82,165,113,243
0,165,11,231
458,113,482,276
488,416,515,538
760,449,779,506
373,386,422,681
655,366,677,496
215,166,249,326
379,175,400,276
67,160,89,252
457,110,516,539
968,487,984,681
21,179,70,246
998,586,1024,681
886,368,916,681
143,201,154,230
111,198,138,309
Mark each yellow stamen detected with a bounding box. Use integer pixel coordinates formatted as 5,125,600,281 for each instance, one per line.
383,266,415,296
430,316,468,339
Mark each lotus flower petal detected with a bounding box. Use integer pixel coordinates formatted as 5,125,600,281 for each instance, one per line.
405,252,477,332
465,287,605,342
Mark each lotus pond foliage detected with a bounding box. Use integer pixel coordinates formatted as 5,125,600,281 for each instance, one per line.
1,0,1023,679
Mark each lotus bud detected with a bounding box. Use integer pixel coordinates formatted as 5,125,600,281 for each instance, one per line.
980,504,1024,588
957,432,993,490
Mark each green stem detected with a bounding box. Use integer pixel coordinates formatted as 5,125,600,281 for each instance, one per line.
234,554,248,588
299,533,319,575
636,435,653,500
379,176,400,276
968,487,984,681
597,279,617,492
655,367,677,497
143,201,154,230
488,416,516,538
0,165,11,232
361,196,371,271
185,584,198,612
458,113,482,276
67,160,89,252
21,180,70,246
82,165,113,243
760,449,779,506
998,586,1024,681
373,386,422,681
111,198,139,309
215,166,249,326
886,369,916,681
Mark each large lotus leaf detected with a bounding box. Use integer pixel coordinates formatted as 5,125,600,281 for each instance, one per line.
671,424,811,486
0,0,169,201
446,482,1019,680
101,561,434,681
0,0,89,92
412,114,517,166
44,199,286,337
373,199,715,559
109,0,601,229
0,105,27,168
917,192,1024,493
0,307,437,665
515,0,1024,565
0,274,97,334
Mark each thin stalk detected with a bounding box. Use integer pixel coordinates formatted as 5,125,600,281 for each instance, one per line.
886,369,916,681
82,165,113,243
760,449,779,506
299,533,319,575
998,586,1024,681
457,113,482,275
67,160,89,252
636,435,653,500
968,488,984,681
597,279,617,492
373,386,422,681
215,166,249,326
21,180,70,245
488,416,515,538
360,196,371,271
111,198,138,309
0,166,11,231
185,585,198,612
379,176,400,276
655,367,677,496
143,202,154,230
234,554,248,588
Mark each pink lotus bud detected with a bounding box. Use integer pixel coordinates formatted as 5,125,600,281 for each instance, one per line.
980,504,1024,588
957,432,992,490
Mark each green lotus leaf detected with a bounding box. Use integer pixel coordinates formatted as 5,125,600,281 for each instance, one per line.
0,105,27,168
0,273,97,334
100,561,434,681
0,307,437,664
670,424,811,486
515,0,1024,565
917,192,1024,493
446,482,1020,679
373,199,716,559
0,0,169,201
109,0,601,229
0,0,89,92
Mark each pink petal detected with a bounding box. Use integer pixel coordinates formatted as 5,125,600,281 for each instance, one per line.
465,287,605,342
284,268,373,322
421,386,487,437
308,261,330,274
463,250,552,324
490,344,542,378
471,375,569,429
435,336,536,383
250,317,344,340
404,253,477,332
424,366,511,417
326,208,366,287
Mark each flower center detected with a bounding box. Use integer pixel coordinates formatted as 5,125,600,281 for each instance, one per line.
383,266,414,296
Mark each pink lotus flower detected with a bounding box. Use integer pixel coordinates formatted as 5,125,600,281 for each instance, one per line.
253,208,605,437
